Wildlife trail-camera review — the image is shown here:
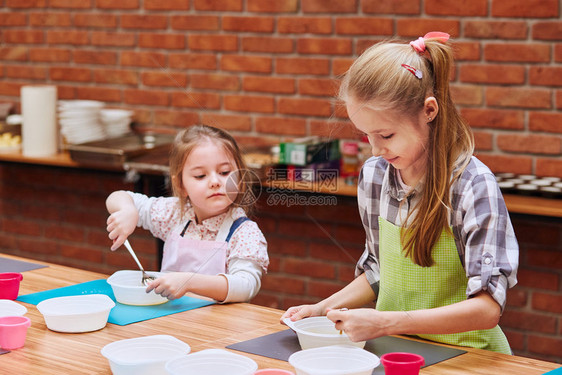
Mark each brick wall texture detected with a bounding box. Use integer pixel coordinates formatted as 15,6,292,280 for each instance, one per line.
0,0,561,365
0,0,561,175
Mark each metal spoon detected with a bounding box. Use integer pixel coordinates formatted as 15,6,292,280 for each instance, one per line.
123,239,156,286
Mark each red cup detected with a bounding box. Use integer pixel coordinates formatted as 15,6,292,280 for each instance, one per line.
0,316,31,349
254,370,295,375
0,273,23,300
380,352,425,375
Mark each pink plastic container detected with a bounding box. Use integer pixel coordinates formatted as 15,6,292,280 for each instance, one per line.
380,352,425,375
0,273,23,300
254,370,295,375
0,316,31,349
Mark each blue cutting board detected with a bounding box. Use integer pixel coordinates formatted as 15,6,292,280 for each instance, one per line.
17,279,215,326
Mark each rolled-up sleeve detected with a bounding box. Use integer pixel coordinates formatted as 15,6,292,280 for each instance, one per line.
126,192,181,241
221,258,263,303
461,173,519,312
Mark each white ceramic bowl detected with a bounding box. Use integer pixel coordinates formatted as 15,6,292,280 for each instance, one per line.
288,345,380,375
101,335,190,375
0,300,27,317
107,270,168,306
100,109,133,120
165,349,258,375
283,317,366,349
36,294,115,333
58,100,104,110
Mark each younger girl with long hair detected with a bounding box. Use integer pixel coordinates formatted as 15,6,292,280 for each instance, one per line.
106,125,268,303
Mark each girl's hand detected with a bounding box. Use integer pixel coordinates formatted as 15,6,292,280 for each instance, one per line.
327,308,391,342
145,272,192,300
106,207,138,251
280,304,323,323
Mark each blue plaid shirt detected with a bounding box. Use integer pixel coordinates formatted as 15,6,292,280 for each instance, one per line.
356,156,519,312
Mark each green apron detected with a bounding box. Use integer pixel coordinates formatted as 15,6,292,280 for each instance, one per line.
376,217,511,354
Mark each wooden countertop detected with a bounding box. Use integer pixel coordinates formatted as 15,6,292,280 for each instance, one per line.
2,254,560,374
1,150,561,218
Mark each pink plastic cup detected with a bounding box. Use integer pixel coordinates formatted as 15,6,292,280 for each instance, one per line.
0,273,23,300
380,352,425,375
254,370,295,375
0,316,31,350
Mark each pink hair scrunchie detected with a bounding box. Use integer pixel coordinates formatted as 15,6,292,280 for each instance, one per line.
409,31,450,53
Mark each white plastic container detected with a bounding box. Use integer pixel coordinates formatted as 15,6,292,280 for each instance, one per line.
0,300,27,317
101,335,190,375
165,349,258,375
37,294,115,333
107,270,168,306
283,317,366,350
288,345,380,375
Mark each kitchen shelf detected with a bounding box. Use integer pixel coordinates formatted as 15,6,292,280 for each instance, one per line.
0,150,561,218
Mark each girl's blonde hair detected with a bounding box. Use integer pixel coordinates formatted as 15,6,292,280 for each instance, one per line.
169,124,253,219
339,36,474,267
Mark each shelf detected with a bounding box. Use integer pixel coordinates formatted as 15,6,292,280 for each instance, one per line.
0,149,78,168
503,194,562,218
1,151,561,218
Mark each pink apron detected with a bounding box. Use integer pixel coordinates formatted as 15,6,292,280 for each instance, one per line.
161,215,248,275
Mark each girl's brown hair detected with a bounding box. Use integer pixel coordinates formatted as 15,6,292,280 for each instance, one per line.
169,124,254,219
339,37,474,267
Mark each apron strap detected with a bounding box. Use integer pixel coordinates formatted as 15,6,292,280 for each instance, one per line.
179,216,250,241
225,217,250,242
180,220,191,237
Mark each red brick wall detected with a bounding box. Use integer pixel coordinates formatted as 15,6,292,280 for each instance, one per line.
1,163,561,363
1,1,561,176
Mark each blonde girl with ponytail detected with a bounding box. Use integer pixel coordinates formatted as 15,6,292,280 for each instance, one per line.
282,33,518,354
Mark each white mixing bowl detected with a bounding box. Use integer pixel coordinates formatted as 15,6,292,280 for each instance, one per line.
0,300,27,317
284,317,366,349
288,345,380,375
107,270,168,306
165,349,258,375
101,335,190,375
37,294,115,333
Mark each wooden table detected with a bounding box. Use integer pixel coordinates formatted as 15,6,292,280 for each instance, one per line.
1,255,560,374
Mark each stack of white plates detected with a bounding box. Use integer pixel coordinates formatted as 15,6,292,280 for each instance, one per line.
100,109,133,138
58,100,106,144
